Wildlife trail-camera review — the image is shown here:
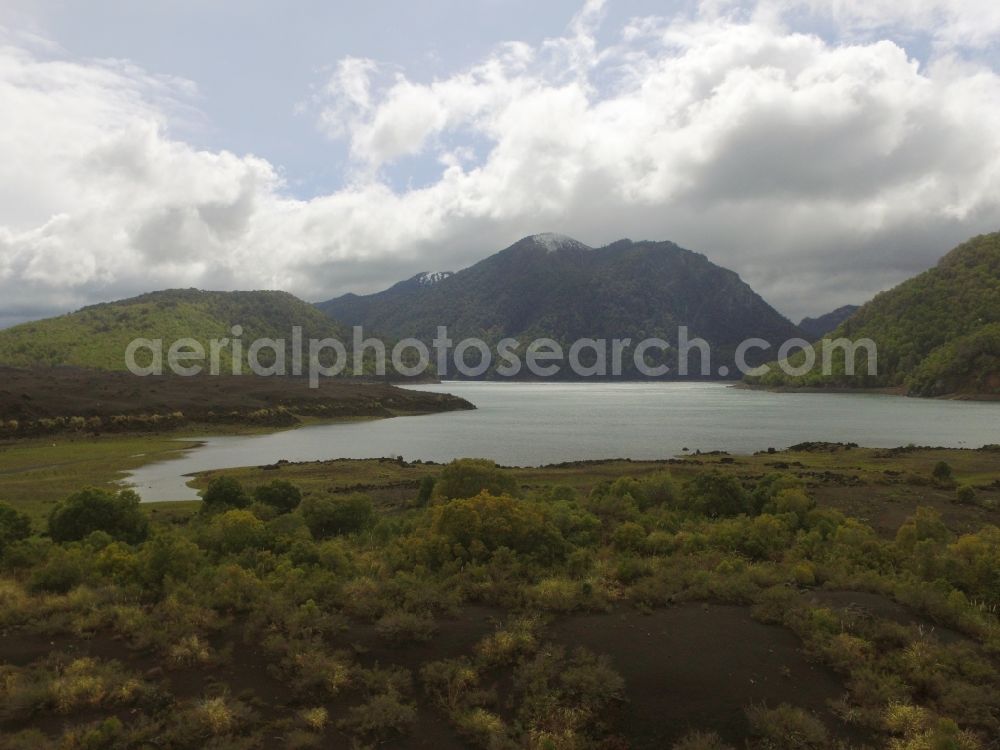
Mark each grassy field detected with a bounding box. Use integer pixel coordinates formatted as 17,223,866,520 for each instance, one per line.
196,443,1000,537
0,434,201,526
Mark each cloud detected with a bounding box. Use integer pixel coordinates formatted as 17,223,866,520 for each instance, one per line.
753,0,1000,50
0,2,999,327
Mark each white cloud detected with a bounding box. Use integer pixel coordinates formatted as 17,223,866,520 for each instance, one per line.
0,2,999,326
754,0,1000,50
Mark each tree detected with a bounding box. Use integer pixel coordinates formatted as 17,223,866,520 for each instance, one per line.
300,494,374,538
201,476,250,513
254,480,303,513
433,459,520,501
683,472,749,517
0,502,32,553
48,487,149,544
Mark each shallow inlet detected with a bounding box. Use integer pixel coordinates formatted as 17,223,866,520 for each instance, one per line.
126,381,1000,501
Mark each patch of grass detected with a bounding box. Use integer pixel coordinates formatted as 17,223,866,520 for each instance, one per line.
0,435,199,525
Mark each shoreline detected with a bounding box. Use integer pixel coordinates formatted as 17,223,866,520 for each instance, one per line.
732,382,1000,402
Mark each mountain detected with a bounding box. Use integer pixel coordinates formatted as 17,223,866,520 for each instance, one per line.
318,233,804,378
746,232,1000,396
0,289,348,372
798,305,860,340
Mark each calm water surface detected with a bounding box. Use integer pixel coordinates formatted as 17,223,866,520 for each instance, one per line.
126,382,1000,501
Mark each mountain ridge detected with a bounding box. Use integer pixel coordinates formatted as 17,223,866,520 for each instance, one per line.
746,232,1000,397
798,305,860,340
319,234,804,377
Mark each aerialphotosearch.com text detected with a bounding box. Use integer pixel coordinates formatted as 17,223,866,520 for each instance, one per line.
124,326,878,387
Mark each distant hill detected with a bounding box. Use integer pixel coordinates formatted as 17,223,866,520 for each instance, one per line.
319,233,803,377
798,305,860,340
747,232,1000,396
0,289,348,372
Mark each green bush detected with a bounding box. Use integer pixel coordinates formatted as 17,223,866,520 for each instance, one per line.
416,476,435,506
431,492,566,563
433,459,520,501
203,510,267,554
933,461,954,483
750,474,805,515
300,493,374,538
339,690,417,740
375,610,437,645
0,503,32,554
29,545,90,592
48,487,149,544
137,530,204,589
684,472,749,517
764,489,815,528
200,476,250,513
253,480,303,513
745,703,828,749
612,521,647,552
956,485,977,505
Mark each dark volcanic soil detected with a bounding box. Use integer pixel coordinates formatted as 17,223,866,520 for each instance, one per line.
0,603,869,748
0,366,473,428
550,603,863,748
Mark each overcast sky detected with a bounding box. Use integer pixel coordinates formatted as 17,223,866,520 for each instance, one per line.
1,0,998,327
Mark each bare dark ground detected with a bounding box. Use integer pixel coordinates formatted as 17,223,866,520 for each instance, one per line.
1,603,868,748
549,603,866,748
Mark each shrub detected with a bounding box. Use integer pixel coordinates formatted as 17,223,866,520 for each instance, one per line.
203,510,266,554
529,577,581,612
475,616,541,667
48,657,146,713
750,474,805,515
416,476,436,506
433,459,520,501
745,703,828,749
200,476,250,513
420,657,480,712
612,521,647,552
764,489,815,526
137,530,204,589
48,488,149,544
28,546,90,593
192,695,250,736
932,461,954,483
673,730,735,750
431,492,566,563
455,707,509,746
684,472,749,517
642,472,680,508
339,690,417,740
299,706,329,731
300,493,374,538
0,503,31,554
956,485,977,505
253,480,303,513
375,610,437,645
168,635,212,667
791,562,816,587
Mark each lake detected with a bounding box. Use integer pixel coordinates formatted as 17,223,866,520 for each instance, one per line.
126,382,1000,501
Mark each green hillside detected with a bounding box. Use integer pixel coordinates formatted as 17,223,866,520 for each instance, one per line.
747,232,1000,396
0,289,348,372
